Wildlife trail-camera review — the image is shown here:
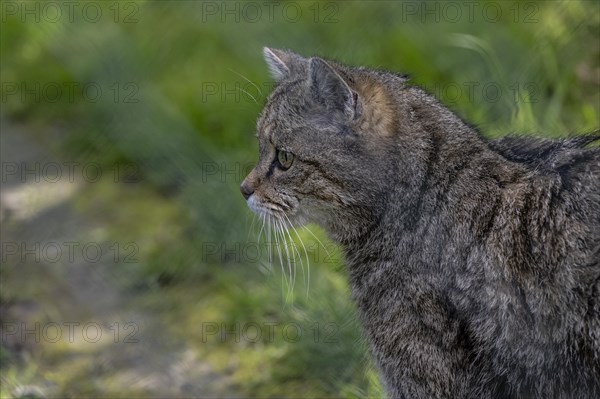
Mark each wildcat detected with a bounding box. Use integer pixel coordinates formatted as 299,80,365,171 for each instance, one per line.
241,48,600,398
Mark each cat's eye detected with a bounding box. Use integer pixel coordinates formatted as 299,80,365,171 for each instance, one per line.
277,150,294,170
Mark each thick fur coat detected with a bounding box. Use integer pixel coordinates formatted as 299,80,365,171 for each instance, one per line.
242,48,600,398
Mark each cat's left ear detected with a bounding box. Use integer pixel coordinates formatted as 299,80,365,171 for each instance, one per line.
263,47,307,82
309,57,360,120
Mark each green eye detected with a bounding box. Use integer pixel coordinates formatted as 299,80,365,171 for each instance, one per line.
277,150,294,170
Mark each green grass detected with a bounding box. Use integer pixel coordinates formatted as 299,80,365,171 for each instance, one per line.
1,0,598,397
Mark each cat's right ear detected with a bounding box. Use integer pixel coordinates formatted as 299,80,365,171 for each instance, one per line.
309,57,359,121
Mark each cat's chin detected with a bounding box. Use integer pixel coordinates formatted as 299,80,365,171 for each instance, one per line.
246,195,264,216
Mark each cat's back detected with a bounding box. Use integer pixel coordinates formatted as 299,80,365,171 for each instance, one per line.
489,134,600,180
489,134,600,244
471,134,600,396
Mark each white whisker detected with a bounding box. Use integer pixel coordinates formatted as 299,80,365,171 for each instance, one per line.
257,213,266,244
235,86,258,104
247,213,257,242
271,215,286,299
276,218,294,303
283,213,311,297
281,216,303,297
266,213,273,269
227,68,264,98
247,208,324,302
304,225,332,259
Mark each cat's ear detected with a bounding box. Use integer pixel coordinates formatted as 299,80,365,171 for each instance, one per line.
263,47,289,81
263,47,307,82
309,57,359,120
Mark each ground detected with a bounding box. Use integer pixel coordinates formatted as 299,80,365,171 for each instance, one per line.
0,120,238,398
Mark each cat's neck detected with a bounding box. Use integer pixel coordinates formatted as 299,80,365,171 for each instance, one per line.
330,85,527,262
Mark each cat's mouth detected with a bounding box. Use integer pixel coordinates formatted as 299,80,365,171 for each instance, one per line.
246,193,306,226
247,195,289,217
247,194,313,230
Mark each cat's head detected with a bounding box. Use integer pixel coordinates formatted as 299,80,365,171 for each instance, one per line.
241,48,403,238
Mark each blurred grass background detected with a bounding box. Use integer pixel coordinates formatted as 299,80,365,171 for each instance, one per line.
1,0,599,398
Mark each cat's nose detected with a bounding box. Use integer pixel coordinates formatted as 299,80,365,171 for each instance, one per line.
240,181,254,200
